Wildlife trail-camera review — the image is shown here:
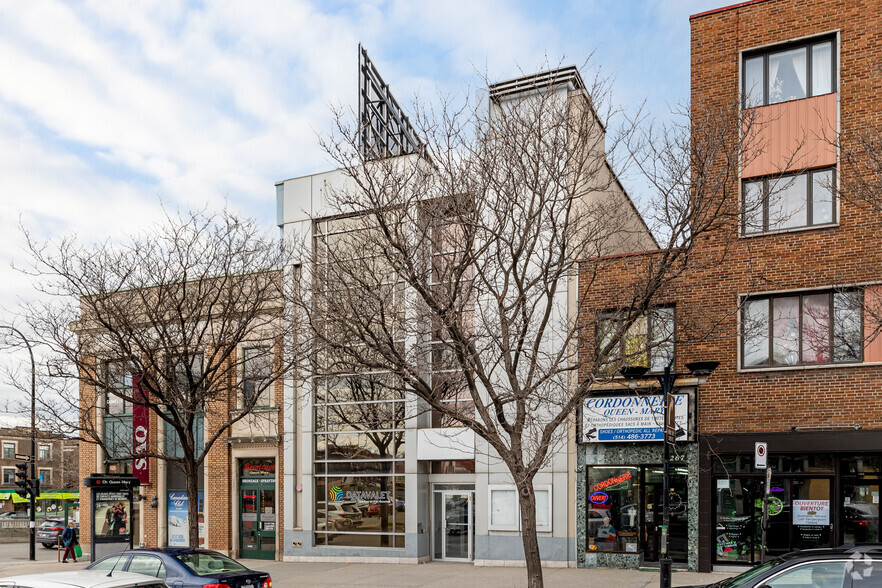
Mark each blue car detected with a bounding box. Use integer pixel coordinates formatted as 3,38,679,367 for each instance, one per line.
86,548,271,588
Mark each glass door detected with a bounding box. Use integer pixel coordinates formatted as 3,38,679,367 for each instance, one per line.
240,487,276,560
440,491,473,561
643,468,689,562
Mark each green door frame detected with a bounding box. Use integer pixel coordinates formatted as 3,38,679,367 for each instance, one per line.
239,480,276,560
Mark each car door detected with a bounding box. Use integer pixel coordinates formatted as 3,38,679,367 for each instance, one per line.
760,560,850,588
125,554,167,581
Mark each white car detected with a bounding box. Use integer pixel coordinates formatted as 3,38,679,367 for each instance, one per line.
0,571,167,588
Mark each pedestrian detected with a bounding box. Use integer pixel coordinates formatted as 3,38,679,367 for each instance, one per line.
61,521,78,563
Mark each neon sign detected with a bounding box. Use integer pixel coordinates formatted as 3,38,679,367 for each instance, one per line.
590,492,609,505
592,471,632,492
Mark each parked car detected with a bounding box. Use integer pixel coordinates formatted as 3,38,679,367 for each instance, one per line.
86,548,270,588
326,502,363,526
37,517,79,549
682,545,882,587
0,570,166,588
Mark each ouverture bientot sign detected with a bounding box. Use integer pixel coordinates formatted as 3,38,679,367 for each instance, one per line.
582,393,688,442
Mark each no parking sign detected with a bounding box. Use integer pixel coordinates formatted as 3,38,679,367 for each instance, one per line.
755,441,768,469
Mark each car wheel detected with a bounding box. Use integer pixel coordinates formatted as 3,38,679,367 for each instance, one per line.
42,543,54,549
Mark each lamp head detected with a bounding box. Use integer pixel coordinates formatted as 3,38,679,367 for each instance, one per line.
685,361,719,377
619,365,650,380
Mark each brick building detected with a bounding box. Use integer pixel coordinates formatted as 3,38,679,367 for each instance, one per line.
576,0,882,573
76,270,287,561
0,427,78,515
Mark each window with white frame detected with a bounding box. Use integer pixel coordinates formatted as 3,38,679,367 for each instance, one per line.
743,36,835,107
38,444,50,461
488,484,552,532
38,468,51,485
2,467,14,485
742,290,862,368
2,442,14,459
743,169,835,235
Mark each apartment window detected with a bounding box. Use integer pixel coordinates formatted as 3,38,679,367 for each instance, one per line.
2,442,14,459
742,290,862,368
598,307,675,375
743,169,835,235
38,469,51,485
242,346,273,408
2,468,14,484
38,444,50,461
743,37,835,107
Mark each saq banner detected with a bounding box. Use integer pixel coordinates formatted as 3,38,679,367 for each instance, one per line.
582,393,688,442
132,375,149,484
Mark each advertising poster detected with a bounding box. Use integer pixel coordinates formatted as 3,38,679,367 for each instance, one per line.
167,491,205,547
793,499,830,525
95,492,130,538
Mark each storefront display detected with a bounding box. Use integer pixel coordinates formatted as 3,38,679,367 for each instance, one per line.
586,465,689,561
712,452,882,565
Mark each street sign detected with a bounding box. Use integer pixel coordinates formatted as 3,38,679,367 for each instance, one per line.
755,441,768,469
14,454,31,461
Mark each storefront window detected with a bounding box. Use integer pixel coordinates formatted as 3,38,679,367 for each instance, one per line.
314,475,404,547
586,466,640,553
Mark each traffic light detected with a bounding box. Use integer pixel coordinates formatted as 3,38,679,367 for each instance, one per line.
14,462,28,499
30,478,40,500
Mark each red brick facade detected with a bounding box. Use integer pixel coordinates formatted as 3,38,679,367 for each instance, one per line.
579,0,882,571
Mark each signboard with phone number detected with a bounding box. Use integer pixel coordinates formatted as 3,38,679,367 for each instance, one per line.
582,394,688,443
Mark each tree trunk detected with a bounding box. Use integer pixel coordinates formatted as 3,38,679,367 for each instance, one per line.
186,463,200,548
516,480,544,588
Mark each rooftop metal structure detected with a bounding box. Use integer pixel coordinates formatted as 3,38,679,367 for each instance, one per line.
358,44,425,161
488,65,585,103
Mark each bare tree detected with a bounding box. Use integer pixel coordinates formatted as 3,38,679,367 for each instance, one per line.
290,67,754,587
16,207,291,548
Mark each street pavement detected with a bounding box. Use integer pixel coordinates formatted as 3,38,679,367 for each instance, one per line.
0,542,738,587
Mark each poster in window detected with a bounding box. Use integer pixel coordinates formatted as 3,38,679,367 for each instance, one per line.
95,492,129,538
167,491,205,547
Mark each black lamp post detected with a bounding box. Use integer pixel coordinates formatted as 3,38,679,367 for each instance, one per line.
620,360,718,588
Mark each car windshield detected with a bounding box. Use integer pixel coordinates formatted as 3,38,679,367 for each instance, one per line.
174,552,248,576
341,504,358,513
714,557,784,588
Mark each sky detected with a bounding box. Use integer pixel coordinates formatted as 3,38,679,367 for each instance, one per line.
0,0,736,422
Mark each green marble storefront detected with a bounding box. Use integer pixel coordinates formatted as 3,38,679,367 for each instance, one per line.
576,442,700,571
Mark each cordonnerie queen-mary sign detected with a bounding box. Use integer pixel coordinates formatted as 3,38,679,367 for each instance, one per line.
581,394,688,443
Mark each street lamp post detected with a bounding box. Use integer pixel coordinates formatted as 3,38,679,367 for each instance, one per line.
621,360,718,588
2,325,37,562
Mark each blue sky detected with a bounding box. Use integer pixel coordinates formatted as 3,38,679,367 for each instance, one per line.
0,0,735,418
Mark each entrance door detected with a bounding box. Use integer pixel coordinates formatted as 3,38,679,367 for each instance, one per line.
643,467,689,563
435,491,473,561
240,487,276,560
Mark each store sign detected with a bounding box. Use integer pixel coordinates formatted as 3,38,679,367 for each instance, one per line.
582,394,688,443
592,471,632,492
132,375,150,484
589,492,609,505
240,459,275,477
329,486,392,504
793,499,830,525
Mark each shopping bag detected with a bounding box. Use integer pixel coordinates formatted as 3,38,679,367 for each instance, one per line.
74,544,82,558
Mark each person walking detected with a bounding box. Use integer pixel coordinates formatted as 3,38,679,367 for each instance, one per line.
61,521,78,563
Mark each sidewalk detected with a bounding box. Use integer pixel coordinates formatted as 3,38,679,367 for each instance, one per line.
0,547,738,588
239,560,737,588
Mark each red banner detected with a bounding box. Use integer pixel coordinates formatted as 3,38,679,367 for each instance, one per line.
132,375,150,484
